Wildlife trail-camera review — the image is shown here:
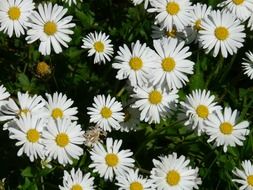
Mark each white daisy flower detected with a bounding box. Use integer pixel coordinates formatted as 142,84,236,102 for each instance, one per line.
81,31,114,64
180,89,222,135
89,137,135,181
0,84,10,107
87,94,124,132
120,106,140,132
116,169,154,190
232,160,253,189
131,85,178,124
26,3,75,55
218,0,253,21
148,0,192,31
112,40,158,87
150,152,202,190
204,107,250,152
45,92,78,121
8,114,46,162
242,51,253,79
0,0,35,37
199,10,246,58
43,118,85,165
151,38,194,90
248,14,253,31
61,0,83,6
0,92,46,130
59,168,95,190
131,0,149,9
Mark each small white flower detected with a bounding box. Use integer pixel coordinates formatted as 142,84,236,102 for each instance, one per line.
151,38,194,90
180,89,222,135
45,92,78,121
0,84,10,107
131,0,149,9
148,0,192,31
59,168,95,190
61,0,83,6
87,94,124,132
242,51,253,80
0,0,35,37
232,160,253,190
205,107,250,152
89,138,135,181
199,10,246,58
43,118,85,165
81,31,114,64
120,106,140,132
150,152,202,190
8,114,46,162
131,85,178,124
26,3,75,55
112,40,158,87
116,169,154,190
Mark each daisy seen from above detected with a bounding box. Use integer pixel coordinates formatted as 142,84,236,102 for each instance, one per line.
242,51,253,79
131,85,178,124
116,169,154,190
42,118,85,165
45,92,78,121
232,160,253,190
199,10,246,58
151,38,195,90
8,114,46,162
112,40,158,87
87,94,124,132
218,0,253,22
150,152,202,190
204,107,250,152
26,3,75,55
89,137,135,181
148,0,192,31
0,0,35,37
81,31,114,64
59,168,95,190
180,89,222,135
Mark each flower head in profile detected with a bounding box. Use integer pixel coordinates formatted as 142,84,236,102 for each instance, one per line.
89,138,135,181
232,160,253,190
26,3,75,55
61,0,83,6
0,0,35,37
87,94,124,132
82,31,114,64
59,168,95,190
0,84,10,107
242,51,253,80
150,152,202,190
205,107,250,152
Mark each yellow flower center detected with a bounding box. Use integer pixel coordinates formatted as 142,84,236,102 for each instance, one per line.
214,26,229,41
166,170,181,186
55,133,69,147
8,6,21,20
129,57,143,71
166,28,177,38
105,153,119,167
149,90,162,105
162,57,176,72
166,2,180,15
36,61,51,76
219,122,233,135
26,129,40,143
100,107,112,119
232,0,244,5
44,21,57,36
194,19,202,31
51,108,63,119
247,175,253,186
130,182,143,190
196,105,209,119
19,108,30,116
71,184,83,190
94,41,105,52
